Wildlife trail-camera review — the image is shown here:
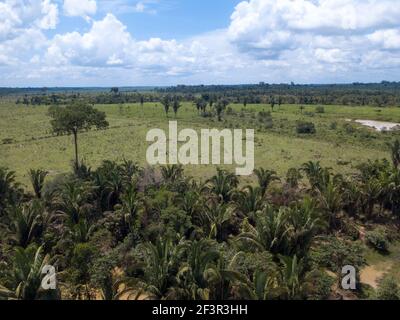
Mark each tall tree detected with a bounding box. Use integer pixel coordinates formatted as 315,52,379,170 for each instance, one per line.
172,97,181,118
215,99,229,122
270,96,276,112
48,103,109,169
161,96,171,118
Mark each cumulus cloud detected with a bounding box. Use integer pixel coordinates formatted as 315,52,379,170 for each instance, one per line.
226,0,400,78
0,0,58,41
45,13,208,77
1,0,400,86
63,0,97,18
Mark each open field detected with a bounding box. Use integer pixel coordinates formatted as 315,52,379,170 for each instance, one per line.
1,102,400,187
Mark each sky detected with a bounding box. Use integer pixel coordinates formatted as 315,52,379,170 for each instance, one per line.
1,0,400,87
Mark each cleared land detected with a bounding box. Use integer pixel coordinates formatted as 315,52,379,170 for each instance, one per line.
1,102,400,187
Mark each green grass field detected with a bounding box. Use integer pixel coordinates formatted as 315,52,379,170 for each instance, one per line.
1,101,400,187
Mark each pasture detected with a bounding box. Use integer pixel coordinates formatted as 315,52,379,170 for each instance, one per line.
1,101,400,187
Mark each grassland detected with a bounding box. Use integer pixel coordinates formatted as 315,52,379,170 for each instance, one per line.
1,101,400,187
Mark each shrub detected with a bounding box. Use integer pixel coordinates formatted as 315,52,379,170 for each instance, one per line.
377,276,400,300
315,106,325,113
310,237,366,275
226,107,235,115
306,270,335,300
286,167,302,188
329,121,337,130
366,227,390,252
343,123,356,134
296,121,316,134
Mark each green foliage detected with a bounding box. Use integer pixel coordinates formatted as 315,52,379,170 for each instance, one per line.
0,167,22,215
286,167,302,188
366,227,390,253
305,269,334,300
48,103,108,136
48,103,108,167
296,121,316,134
315,106,325,114
377,276,400,300
28,169,48,199
310,237,366,275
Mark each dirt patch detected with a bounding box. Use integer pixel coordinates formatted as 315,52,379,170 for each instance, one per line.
360,264,392,288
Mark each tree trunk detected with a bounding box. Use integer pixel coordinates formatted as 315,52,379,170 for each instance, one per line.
73,129,79,169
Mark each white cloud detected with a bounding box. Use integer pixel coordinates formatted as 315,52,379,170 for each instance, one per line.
0,0,58,41
45,13,203,77
1,0,400,86
47,14,131,66
63,0,97,18
225,0,400,79
368,29,400,50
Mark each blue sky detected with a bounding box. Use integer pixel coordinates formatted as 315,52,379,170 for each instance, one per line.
1,0,400,86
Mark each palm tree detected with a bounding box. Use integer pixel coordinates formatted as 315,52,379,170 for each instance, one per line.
254,168,280,196
202,255,244,300
161,164,184,183
205,168,238,203
286,197,322,257
316,180,342,230
301,161,330,191
54,180,92,225
161,95,171,118
139,238,178,298
172,97,181,118
10,246,58,300
200,201,234,241
6,200,49,248
236,206,290,255
120,159,141,183
28,169,48,199
387,139,400,168
278,255,306,300
114,183,141,235
194,99,207,115
69,217,95,243
0,285,16,300
172,239,220,299
286,168,302,189
233,185,264,219
214,99,229,121
270,96,275,112
0,167,22,215
232,270,275,300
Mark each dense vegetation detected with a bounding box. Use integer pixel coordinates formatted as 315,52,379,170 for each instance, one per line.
0,140,399,299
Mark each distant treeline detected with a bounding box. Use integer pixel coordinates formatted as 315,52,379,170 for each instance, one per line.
7,81,400,107
157,82,400,107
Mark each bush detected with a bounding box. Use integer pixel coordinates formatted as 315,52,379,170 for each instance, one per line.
315,106,325,113
329,121,337,130
343,123,356,134
226,107,236,115
366,227,390,252
377,276,400,300
286,167,302,188
306,270,335,300
296,121,316,134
